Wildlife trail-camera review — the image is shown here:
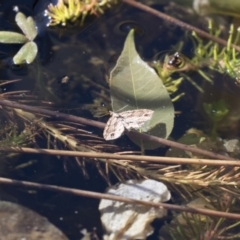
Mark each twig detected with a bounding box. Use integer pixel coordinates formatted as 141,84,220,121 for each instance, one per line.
0,146,239,166
0,79,22,87
122,0,240,52
1,90,30,97
1,176,240,220
128,131,235,160
0,99,235,160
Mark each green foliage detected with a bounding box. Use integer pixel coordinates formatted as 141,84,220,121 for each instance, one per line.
13,41,38,65
191,23,240,83
203,99,229,139
0,12,38,64
1,5,240,239
154,53,185,100
109,30,174,149
0,124,33,163
0,32,28,44
15,12,37,41
153,23,240,99
154,51,207,95
45,0,118,26
203,99,229,123
0,125,32,148
160,197,240,240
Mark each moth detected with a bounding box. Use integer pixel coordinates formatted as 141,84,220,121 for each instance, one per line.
103,109,154,141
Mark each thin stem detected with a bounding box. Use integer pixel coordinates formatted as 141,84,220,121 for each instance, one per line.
0,99,235,160
1,176,240,220
122,0,240,52
0,146,239,166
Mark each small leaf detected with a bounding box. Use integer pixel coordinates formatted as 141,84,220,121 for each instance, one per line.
0,31,28,44
203,99,229,122
109,30,174,149
15,12,37,41
13,42,38,64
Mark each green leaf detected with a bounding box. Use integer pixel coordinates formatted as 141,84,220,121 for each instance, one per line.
0,31,28,44
13,41,38,64
15,12,37,41
203,99,229,123
109,30,174,149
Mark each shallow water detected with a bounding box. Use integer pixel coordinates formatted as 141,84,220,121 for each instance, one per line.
0,0,239,239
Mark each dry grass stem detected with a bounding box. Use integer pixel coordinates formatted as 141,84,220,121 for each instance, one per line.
0,99,235,160
1,176,240,220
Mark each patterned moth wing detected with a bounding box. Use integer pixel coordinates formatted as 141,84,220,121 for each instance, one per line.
103,109,154,141
120,109,154,130
103,112,125,140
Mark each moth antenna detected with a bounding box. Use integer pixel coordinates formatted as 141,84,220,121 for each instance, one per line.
98,111,110,117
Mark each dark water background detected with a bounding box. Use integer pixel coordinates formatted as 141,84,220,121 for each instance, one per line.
0,0,235,239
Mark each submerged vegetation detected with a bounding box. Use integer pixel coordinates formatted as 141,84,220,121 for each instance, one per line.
45,0,119,26
0,11,38,64
0,0,240,239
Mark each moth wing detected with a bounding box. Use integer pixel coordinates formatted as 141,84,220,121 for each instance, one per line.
103,116,125,140
120,109,154,130
123,119,140,130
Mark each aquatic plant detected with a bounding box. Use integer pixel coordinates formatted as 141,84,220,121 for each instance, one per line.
0,11,38,65
154,53,186,100
203,99,229,138
109,30,174,149
170,23,240,85
1,2,240,239
0,126,32,148
160,196,240,240
152,23,240,106
154,49,213,94
45,0,118,26
190,23,240,83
